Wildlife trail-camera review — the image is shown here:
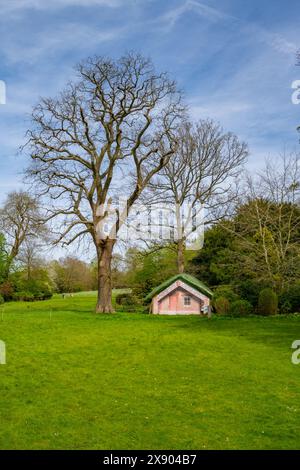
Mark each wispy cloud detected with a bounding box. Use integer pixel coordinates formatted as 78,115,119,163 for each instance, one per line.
0,0,299,191
157,0,297,57
2,23,125,65
157,0,233,31
1,0,122,14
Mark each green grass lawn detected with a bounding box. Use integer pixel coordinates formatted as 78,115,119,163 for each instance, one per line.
0,292,300,450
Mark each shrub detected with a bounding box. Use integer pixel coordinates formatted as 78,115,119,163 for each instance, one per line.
42,291,53,300
0,281,14,301
280,282,300,314
214,296,230,315
237,280,269,308
258,288,278,316
115,292,141,310
25,280,53,300
230,299,253,317
116,292,134,306
213,285,239,303
280,300,292,315
0,294,4,305
13,291,35,302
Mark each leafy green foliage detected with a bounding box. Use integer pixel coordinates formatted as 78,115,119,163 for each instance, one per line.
258,288,278,316
115,292,142,311
52,257,95,293
230,299,253,317
279,282,300,314
0,233,8,284
13,292,35,302
126,247,178,299
237,280,269,309
214,296,230,315
213,285,239,303
189,224,235,286
0,281,14,301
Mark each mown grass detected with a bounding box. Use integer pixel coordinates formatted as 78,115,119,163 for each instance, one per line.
0,292,300,449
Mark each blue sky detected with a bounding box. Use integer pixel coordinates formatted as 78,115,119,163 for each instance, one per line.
0,0,300,200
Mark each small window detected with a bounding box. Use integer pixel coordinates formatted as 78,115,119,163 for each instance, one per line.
184,296,191,306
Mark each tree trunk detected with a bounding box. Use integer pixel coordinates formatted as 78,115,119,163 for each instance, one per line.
177,238,185,274
95,240,115,313
3,257,13,282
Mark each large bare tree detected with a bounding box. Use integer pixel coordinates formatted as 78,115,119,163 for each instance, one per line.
26,54,183,312
145,120,248,273
0,191,44,279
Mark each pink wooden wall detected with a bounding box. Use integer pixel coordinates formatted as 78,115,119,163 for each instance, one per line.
152,284,210,315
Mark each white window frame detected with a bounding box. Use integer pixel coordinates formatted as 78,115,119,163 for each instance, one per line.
184,296,191,306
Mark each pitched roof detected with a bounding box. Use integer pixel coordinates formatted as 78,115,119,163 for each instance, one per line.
145,273,213,301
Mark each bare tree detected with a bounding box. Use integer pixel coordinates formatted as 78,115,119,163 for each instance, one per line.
231,153,300,291
146,120,248,273
18,239,44,281
25,53,183,312
0,191,44,279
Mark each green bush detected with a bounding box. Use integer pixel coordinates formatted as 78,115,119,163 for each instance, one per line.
280,283,300,314
115,292,142,310
0,281,14,301
0,294,4,304
13,291,35,302
258,288,278,316
116,292,134,306
25,280,53,300
280,300,292,315
214,296,230,315
230,299,253,317
237,280,269,308
213,285,239,303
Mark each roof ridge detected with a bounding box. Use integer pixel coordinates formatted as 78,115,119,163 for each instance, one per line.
145,273,213,300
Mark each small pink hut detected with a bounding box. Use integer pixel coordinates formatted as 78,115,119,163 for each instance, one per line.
146,273,213,316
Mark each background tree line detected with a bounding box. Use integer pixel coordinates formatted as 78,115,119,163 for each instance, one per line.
0,53,298,315
120,154,300,315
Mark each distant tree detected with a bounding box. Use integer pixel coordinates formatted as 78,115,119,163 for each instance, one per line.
190,154,300,299
18,239,44,281
125,246,177,298
0,234,8,284
0,191,44,279
111,253,128,289
26,53,183,312
189,222,235,286
231,154,300,292
52,257,95,293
